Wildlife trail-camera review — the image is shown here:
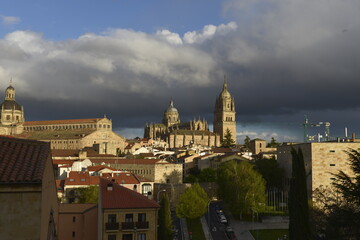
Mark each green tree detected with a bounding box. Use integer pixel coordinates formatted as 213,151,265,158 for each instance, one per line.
176,183,209,219
222,128,235,148
254,157,285,190
267,137,280,148
76,185,98,203
289,148,311,240
244,136,251,149
217,160,266,216
198,168,217,182
158,193,173,240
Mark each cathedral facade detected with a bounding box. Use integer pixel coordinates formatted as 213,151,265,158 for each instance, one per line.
213,80,237,142
144,100,220,148
144,80,236,148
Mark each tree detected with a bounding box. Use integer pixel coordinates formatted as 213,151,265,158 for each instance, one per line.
244,136,251,149
267,137,280,148
288,148,311,240
76,185,98,203
176,183,209,219
158,193,173,240
217,160,266,216
254,157,285,190
222,128,235,148
198,168,217,182
313,149,360,239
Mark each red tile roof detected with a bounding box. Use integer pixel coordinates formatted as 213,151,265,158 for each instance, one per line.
101,172,140,185
24,118,104,126
100,178,160,209
87,165,117,172
0,137,51,183
65,171,100,186
89,159,166,165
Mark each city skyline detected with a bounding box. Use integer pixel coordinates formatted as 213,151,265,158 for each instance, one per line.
1,0,360,142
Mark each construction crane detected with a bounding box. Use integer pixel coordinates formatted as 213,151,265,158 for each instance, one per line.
303,115,331,142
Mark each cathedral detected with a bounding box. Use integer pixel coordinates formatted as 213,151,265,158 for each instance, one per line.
144,79,236,148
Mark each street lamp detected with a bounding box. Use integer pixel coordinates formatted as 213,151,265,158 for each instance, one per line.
157,189,166,202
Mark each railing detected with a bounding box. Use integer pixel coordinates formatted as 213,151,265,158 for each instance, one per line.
121,222,149,230
106,222,119,231
136,221,149,229
121,222,135,230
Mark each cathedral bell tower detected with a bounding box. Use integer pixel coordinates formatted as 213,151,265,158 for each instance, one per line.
213,78,236,143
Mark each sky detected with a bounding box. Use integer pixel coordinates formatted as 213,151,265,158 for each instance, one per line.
1,0,360,143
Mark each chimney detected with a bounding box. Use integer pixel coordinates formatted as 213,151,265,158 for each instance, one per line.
107,183,113,191
352,133,356,142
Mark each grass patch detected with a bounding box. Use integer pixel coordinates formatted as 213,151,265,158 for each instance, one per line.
186,218,206,240
250,229,288,240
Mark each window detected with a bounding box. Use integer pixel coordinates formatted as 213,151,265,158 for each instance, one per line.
73,216,76,222
69,179,74,182
122,234,132,240
142,184,152,196
125,214,133,222
138,233,146,240
330,177,336,180
108,214,117,223
330,164,336,166
330,150,335,152
6,115,10,120
138,213,146,222
108,235,116,240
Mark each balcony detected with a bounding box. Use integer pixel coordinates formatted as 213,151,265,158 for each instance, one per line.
106,222,119,231
121,222,135,230
121,222,149,230
136,221,149,229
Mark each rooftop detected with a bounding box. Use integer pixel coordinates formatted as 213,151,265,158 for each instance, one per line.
24,118,106,126
100,178,160,209
0,136,51,184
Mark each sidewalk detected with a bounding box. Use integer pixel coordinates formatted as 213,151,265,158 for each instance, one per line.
180,218,189,240
200,216,213,240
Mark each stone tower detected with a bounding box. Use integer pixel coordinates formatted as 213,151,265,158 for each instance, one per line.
213,78,236,143
162,100,180,127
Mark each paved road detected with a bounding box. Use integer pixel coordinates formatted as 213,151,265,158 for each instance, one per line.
172,211,183,240
206,201,232,240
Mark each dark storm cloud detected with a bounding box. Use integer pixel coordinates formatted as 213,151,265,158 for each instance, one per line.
1,0,360,139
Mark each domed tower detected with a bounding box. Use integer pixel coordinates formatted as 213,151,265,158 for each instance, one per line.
213,78,236,142
162,100,180,127
1,84,25,126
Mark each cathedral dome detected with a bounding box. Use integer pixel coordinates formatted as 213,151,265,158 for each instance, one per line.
165,100,178,113
1,100,22,111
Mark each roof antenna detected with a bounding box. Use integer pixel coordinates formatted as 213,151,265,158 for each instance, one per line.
10,77,13,86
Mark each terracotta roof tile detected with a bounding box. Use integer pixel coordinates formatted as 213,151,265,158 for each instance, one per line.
100,178,159,209
24,118,103,126
0,137,51,183
87,165,117,172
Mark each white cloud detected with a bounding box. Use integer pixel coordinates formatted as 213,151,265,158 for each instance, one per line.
156,29,183,45
183,22,237,44
1,15,21,25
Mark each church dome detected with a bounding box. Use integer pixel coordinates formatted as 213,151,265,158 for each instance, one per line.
6,85,14,91
1,100,22,110
165,100,178,113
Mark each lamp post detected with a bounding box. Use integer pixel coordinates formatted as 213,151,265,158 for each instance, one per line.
157,189,166,202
